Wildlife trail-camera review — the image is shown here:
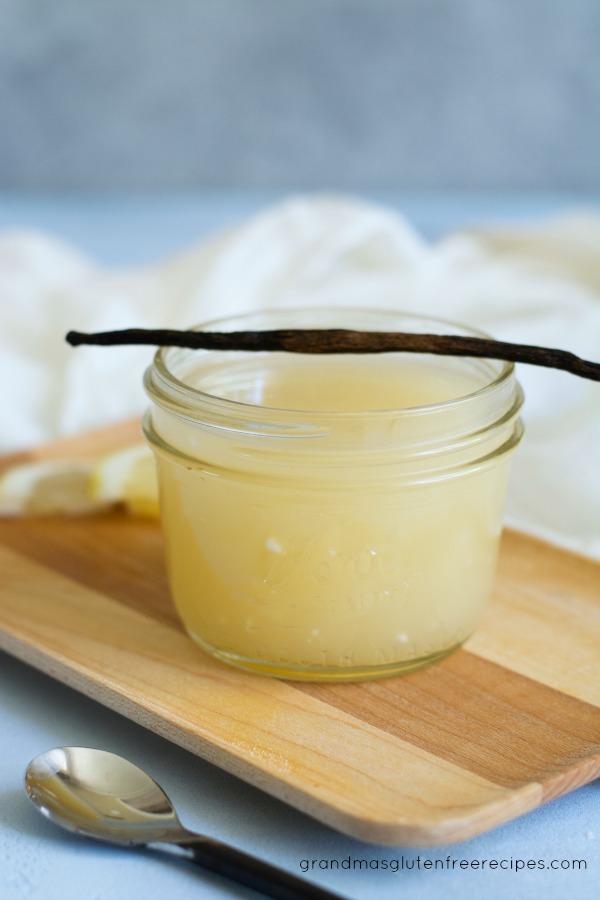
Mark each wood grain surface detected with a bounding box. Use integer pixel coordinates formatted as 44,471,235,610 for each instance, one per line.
0,426,599,846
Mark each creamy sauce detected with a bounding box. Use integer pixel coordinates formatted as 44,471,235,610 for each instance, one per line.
150,354,511,680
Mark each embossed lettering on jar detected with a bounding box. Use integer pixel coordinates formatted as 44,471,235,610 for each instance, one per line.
144,309,524,682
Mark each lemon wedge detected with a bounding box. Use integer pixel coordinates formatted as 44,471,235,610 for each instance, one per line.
89,443,160,517
0,443,160,518
0,460,101,516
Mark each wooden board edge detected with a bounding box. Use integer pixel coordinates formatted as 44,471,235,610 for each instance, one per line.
0,624,555,848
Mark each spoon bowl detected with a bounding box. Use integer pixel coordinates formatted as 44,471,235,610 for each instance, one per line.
25,746,344,900
25,746,184,845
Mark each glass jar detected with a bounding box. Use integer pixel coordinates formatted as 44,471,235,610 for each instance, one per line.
143,308,524,682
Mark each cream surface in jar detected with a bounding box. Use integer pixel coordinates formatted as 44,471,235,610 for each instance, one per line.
144,310,524,681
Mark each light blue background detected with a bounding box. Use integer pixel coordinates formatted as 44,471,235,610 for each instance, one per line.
0,0,599,191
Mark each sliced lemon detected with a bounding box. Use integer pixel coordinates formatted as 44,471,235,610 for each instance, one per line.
0,459,102,516
89,443,160,518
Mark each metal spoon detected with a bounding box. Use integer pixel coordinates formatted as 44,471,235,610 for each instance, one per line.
25,746,345,900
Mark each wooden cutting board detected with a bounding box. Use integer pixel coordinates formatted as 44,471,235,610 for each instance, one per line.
0,426,599,846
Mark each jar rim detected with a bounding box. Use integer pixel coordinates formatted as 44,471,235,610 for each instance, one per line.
145,307,517,431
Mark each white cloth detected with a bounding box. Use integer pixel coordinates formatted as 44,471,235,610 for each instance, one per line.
1,195,599,557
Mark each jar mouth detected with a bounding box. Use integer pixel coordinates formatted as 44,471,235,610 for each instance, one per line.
145,307,517,434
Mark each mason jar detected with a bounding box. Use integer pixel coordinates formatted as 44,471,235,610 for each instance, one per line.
143,308,524,681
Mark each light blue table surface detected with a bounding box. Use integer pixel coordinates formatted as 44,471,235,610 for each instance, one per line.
0,190,598,900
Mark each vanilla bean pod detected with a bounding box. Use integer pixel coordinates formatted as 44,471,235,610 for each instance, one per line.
66,328,600,382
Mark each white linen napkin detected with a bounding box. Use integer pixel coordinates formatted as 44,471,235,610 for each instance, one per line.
1,194,599,557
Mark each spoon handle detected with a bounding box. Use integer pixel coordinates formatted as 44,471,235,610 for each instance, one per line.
177,835,346,900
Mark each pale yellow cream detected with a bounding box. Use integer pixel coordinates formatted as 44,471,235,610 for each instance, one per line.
149,353,513,680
